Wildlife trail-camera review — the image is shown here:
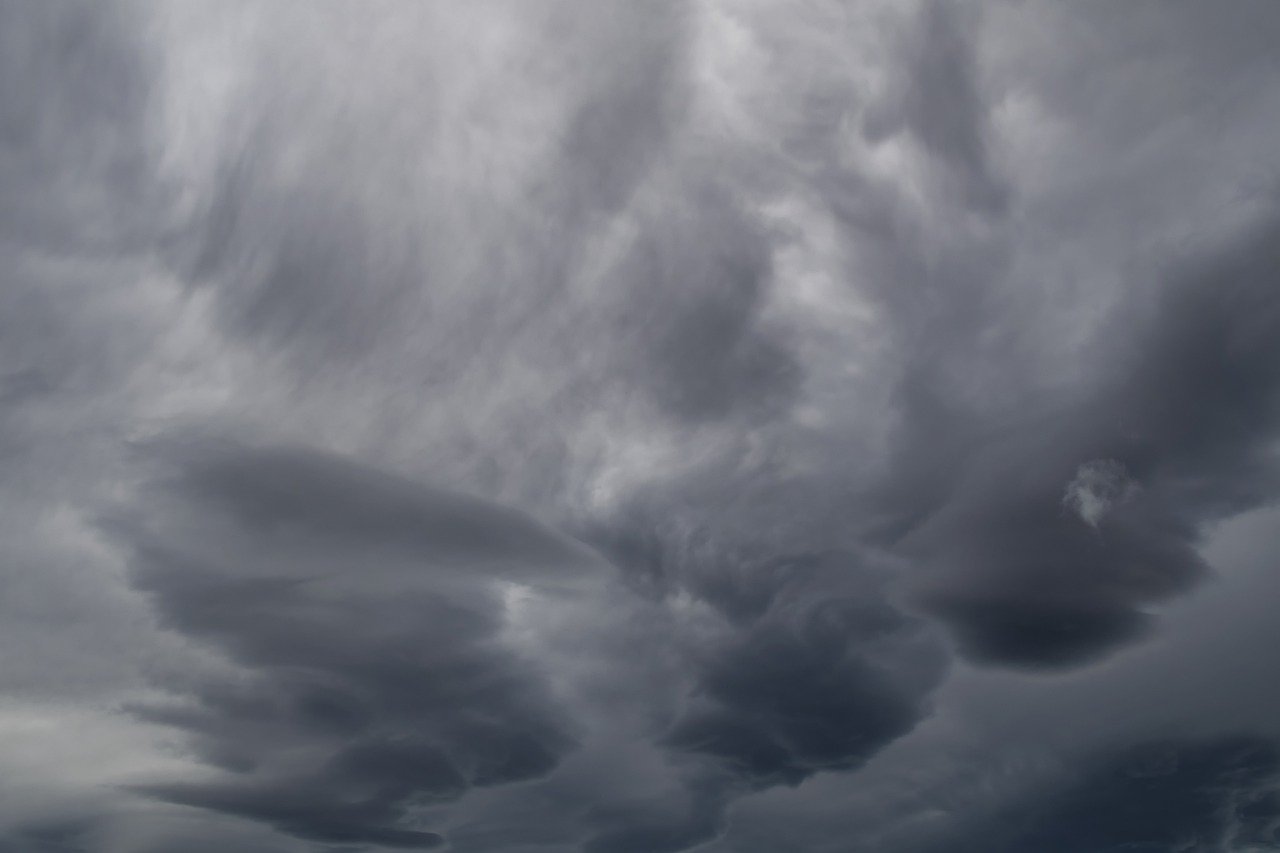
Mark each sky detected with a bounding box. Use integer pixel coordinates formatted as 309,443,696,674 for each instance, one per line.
3,1,1280,851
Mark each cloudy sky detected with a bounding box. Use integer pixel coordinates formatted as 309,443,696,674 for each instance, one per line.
4,1,1280,850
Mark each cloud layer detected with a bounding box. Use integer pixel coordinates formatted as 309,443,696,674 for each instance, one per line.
3,1,1280,850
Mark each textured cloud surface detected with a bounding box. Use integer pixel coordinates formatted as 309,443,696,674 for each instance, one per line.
4,1,1280,850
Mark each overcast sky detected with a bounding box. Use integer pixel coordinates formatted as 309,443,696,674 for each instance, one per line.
4,1,1280,851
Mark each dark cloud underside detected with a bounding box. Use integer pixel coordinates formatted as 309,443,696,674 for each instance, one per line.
113,443,596,848
922,735,1280,853
3,1,1280,851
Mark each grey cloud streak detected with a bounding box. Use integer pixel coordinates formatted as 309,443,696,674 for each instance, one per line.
4,0,1280,851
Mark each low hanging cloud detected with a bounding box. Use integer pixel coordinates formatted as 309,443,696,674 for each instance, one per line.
101,440,947,851
914,734,1280,853
898,208,1280,669
108,442,607,848
6,0,1280,851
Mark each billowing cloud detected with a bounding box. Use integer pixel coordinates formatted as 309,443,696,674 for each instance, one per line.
107,442,603,848
662,552,944,785
97,440,944,850
4,0,1280,850
898,208,1280,668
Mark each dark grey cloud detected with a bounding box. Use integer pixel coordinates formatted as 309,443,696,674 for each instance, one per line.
162,442,603,580
109,440,945,851
579,494,947,847
894,207,1280,668
5,0,1280,850
582,782,729,853
798,0,1280,670
662,552,944,785
919,734,1280,853
110,442,602,849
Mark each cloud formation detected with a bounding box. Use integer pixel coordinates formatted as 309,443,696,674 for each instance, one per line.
1063,459,1136,528
917,735,1280,853
4,0,1280,850
110,442,602,848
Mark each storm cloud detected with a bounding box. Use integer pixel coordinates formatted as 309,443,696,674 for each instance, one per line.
911,734,1280,853
4,0,1280,850
107,442,604,848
